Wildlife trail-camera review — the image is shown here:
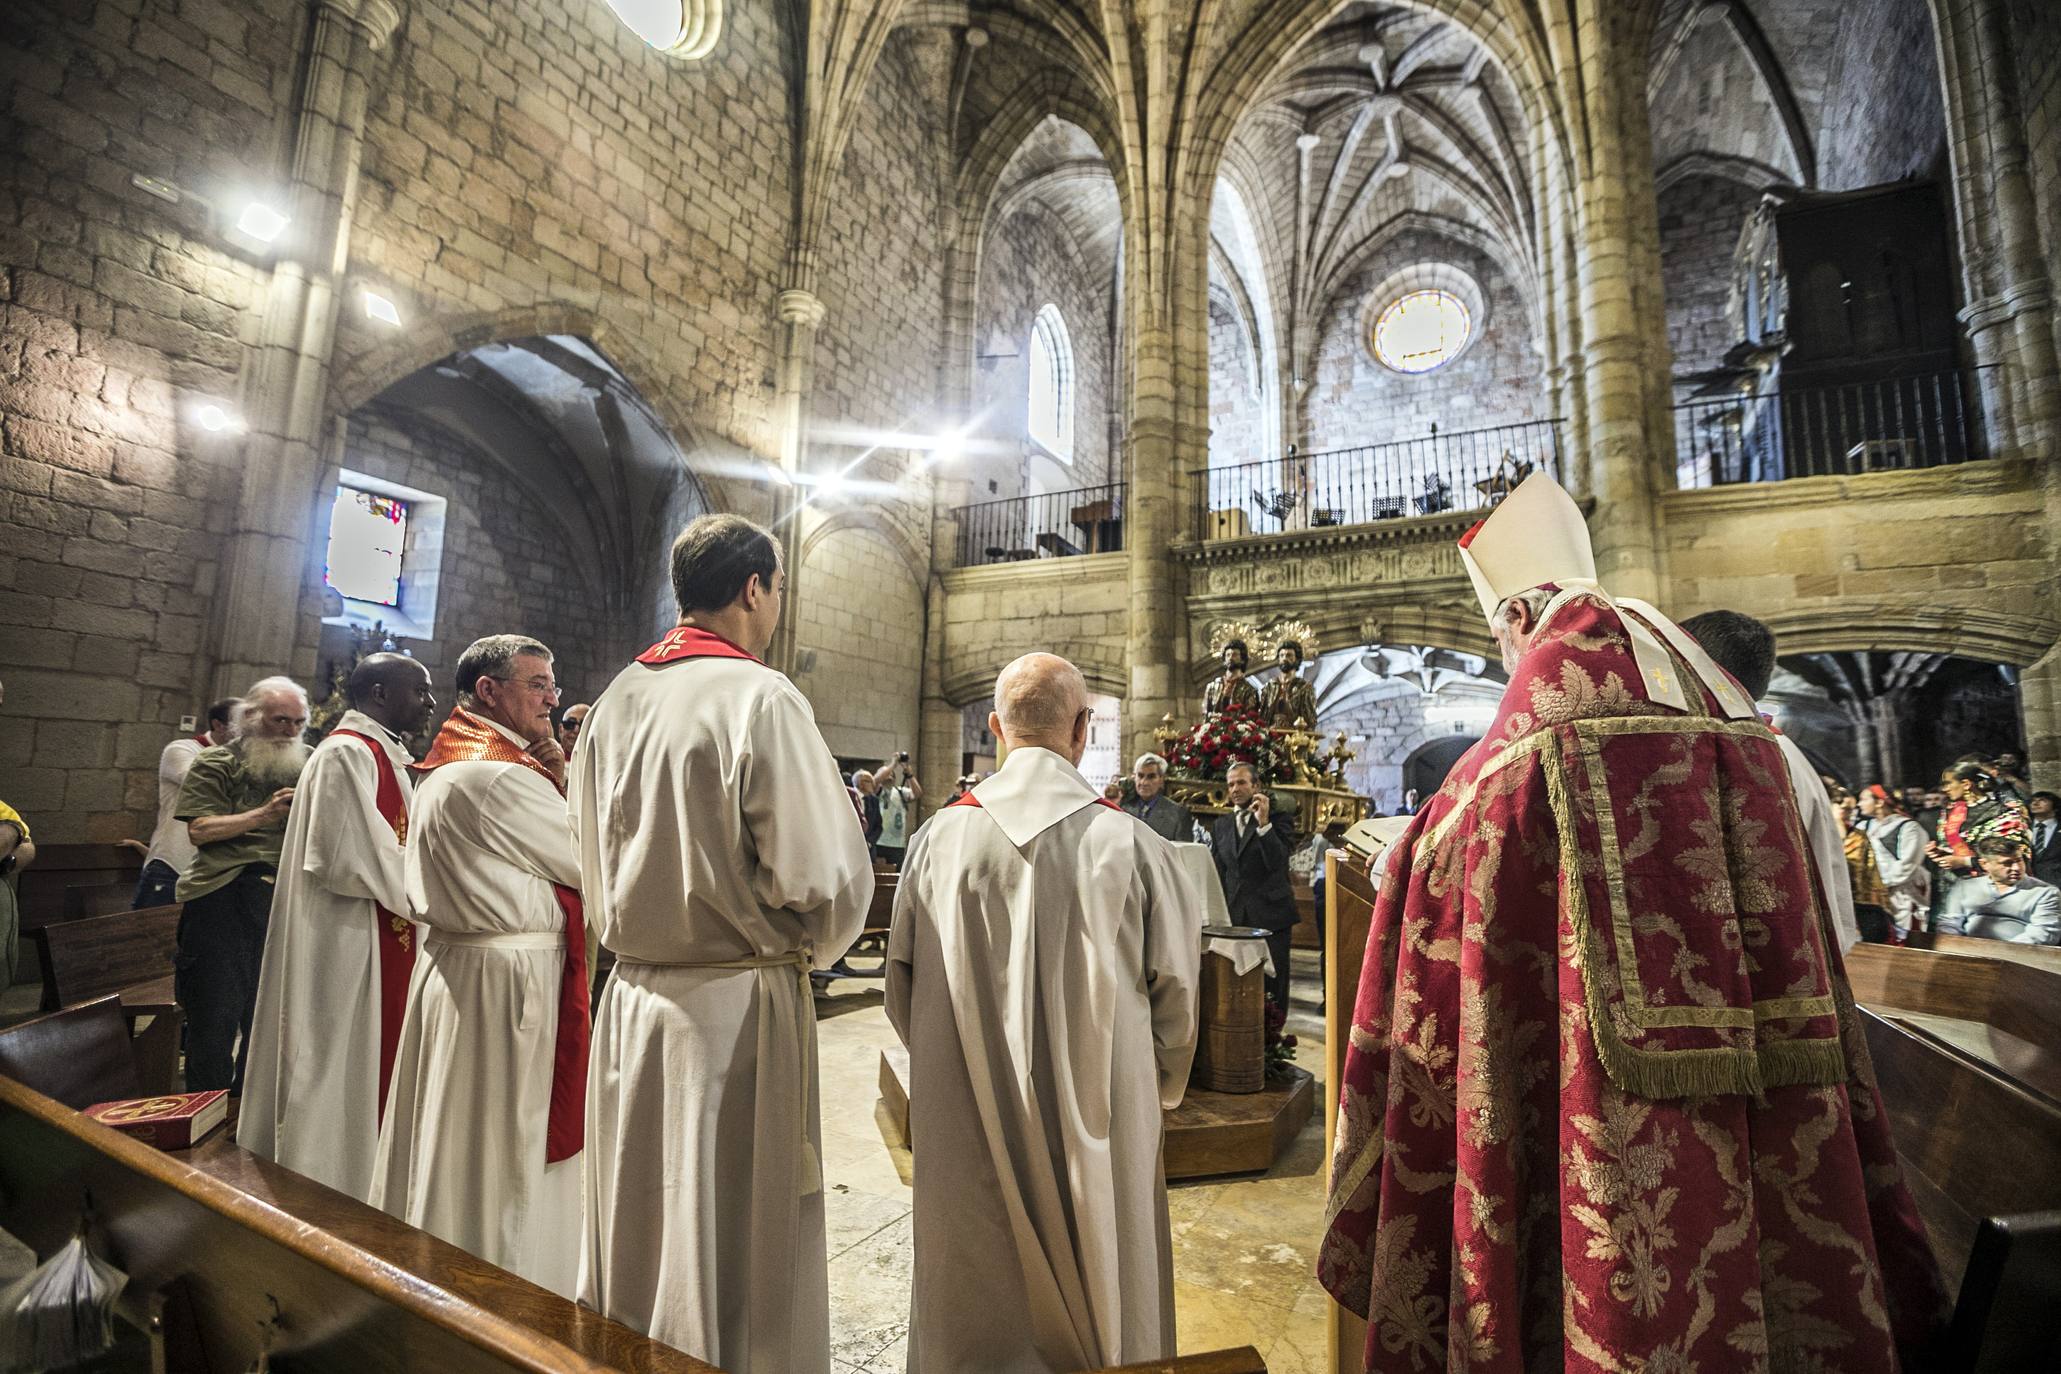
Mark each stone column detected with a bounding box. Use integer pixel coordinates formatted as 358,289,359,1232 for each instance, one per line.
1125,318,1183,761
2023,637,2061,793
1570,0,1671,597
210,0,403,693
768,284,825,675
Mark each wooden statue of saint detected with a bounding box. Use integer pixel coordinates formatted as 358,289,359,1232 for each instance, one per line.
1260,640,1319,730
1203,639,1260,717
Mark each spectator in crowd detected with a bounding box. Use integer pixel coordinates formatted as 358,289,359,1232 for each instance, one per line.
1834,786,1893,945
1993,750,2031,801
1209,761,1299,1019
1906,786,1941,839
175,676,312,1092
1937,835,2060,945
943,774,977,807
1121,752,1195,844
1857,784,1931,944
852,769,882,849
872,753,922,869
1101,779,1124,802
556,702,591,754
133,697,241,909
1929,760,2029,881
2030,791,2061,887
0,721,32,987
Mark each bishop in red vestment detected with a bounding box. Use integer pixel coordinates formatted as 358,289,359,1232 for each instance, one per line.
1317,474,1946,1371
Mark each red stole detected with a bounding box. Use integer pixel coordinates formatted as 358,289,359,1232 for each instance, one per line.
636,623,762,666
414,707,590,1163
327,729,414,1125
946,791,1121,811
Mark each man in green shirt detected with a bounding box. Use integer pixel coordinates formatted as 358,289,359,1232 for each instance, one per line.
174,676,310,1092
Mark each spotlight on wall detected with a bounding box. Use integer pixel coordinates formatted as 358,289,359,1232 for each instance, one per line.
927,429,967,466
362,290,402,327
194,403,243,433
235,201,290,243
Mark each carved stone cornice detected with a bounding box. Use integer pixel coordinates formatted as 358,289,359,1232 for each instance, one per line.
1656,458,2035,518
941,549,1126,594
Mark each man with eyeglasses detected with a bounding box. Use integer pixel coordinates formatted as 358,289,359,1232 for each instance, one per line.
239,653,435,1199
372,634,590,1294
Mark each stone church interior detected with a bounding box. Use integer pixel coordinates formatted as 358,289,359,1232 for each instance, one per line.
3,0,2060,1370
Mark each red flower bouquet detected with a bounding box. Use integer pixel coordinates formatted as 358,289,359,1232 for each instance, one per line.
1166,704,1292,782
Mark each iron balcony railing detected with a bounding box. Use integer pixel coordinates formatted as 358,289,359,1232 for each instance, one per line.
1672,368,1984,488
953,481,1127,567
1197,419,1564,540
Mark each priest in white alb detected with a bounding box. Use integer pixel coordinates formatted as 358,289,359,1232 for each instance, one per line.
887,652,1211,1374
239,653,435,1199
370,634,587,1297
570,514,874,1371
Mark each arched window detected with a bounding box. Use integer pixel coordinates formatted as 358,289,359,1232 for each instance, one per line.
1027,304,1075,461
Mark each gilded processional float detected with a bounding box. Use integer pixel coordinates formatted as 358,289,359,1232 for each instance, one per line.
1152,619,1371,835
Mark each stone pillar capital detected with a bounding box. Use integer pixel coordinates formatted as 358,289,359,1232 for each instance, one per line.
319,0,404,49
778,288,827,329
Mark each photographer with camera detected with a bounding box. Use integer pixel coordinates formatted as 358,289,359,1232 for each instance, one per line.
871,750,924,870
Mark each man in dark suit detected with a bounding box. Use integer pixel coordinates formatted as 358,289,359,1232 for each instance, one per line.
2031,791,2061,887
1121,752,1195,843
1210,761,1298,1015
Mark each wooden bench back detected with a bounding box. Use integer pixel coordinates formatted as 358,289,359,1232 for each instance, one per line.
31,903,181,1012
1845,942,2061,1054
14,843,143,934
864,872,898,931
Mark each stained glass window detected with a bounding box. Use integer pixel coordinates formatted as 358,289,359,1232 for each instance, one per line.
1372,289,1472,374
325,486,408,607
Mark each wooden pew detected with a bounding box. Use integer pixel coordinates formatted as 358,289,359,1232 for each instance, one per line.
25,904,185,1091
0,1074,1268,1374
1322,850,1376,1372
10,842,143,984
1928,931,2061,975
1861,1006,2061,1368
0,1073,720,1374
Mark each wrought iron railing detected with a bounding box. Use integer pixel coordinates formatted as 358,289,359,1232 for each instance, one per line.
953,481,1127,567
1672,368,1983,488
1196,419,1564,539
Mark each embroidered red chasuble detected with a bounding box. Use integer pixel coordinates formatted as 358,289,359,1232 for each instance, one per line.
327,729,414,1124
1316,592,1947,1372
415,707,590,1163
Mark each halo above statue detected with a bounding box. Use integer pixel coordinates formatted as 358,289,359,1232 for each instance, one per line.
1211,618,1319,663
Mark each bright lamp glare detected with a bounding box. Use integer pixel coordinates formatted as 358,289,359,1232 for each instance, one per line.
815,471,847,497
363,290,401,327
195,404,235,433
236,202,289,243
931,431,965,465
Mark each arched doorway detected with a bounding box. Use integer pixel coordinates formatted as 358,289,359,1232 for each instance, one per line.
1403,734,1479,805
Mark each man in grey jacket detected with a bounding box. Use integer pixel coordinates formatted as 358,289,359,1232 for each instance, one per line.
1120,753,1195,843
1938,835,2061,945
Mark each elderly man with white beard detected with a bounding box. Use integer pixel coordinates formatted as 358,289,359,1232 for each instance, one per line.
174,676,312,1093
240,653,435,1197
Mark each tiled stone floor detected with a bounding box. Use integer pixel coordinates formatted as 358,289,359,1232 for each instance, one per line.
817,949,1331,1374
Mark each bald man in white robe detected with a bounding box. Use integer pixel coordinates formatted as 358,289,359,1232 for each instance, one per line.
571,513,873,1372
887,653,1212,1373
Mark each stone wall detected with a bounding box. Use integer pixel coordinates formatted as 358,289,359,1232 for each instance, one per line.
1317,685,1502,813
793,524,925,763
1299,231,1547,454
970,202,1117,499
2012,0,2061,313
1816,0,1948,190
1208,293,1268,469
1658,173,1763,375
1660,462,2055,667
935,553,1129,709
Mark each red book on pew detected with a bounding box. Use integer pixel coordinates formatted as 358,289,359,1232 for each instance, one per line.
83,1090,229,1149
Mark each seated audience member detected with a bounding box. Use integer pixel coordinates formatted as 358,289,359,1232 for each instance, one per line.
1937,835,2060,946
2030,791,2061,887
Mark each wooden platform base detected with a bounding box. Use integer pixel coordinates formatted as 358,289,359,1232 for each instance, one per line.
1165,1065,1315,1179
877,1053,1315,1181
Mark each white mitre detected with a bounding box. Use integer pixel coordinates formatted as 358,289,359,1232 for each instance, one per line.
1456,472,1755,720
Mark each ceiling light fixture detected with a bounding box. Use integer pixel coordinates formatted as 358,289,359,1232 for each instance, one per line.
362,290,401,327
235,201,289,243
194,403,241,433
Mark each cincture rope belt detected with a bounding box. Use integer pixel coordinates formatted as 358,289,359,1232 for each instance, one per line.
422,929,566,951
612,947,822,1195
